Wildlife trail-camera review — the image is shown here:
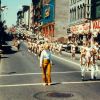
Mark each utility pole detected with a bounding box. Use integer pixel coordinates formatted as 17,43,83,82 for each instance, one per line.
0,0,1,22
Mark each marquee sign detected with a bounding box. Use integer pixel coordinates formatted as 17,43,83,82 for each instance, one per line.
70,19,100,34
70,23,90,34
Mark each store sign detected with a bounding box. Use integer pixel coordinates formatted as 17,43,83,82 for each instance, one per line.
45,7,50,18
42,0,55,24
70,23,90,34
70,19,100,34
92,19,100,30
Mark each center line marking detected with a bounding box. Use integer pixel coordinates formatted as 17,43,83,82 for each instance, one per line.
0,70,100,77
0,71,81,77
0,81,100,87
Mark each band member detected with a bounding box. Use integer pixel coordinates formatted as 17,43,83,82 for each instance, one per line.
85,43,91,70
40,43,52,86
80,46,87,81
28,39,31,52
58,43,63,55
90,45,99,80
17,39,20,51
38,43,44,58
71,43,76,60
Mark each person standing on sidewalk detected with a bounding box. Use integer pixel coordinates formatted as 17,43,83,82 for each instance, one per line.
40,43,52,86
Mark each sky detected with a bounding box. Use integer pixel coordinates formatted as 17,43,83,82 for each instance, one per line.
2,0,32,27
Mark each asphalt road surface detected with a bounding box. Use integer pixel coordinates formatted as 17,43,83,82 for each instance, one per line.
0,41,100,100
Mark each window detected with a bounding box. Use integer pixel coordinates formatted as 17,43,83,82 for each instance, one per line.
88,0,89,4
77,6,80,19
80,6,83,19
77,0,81,2
96,5,100,18
70,10,72,22
70,0,73,5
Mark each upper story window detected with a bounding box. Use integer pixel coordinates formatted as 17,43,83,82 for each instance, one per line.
70,0,76,5
73,0,76,4
70,0,73,5
77,0,82,2
96,0,100,4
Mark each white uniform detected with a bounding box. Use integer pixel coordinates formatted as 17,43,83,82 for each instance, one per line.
80,56,87,79
71,44,75,53
80,46,87,80
85,47,91,62
90,46,99,79
58,44,62,54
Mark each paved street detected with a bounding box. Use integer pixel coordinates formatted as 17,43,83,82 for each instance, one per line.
0,41,100,100
0,0,100,99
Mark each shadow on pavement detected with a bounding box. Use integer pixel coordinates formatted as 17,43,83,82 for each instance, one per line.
0,56,8,59
51,82,61,86
83,78,100,81
1,71,16,75
1,45,17,54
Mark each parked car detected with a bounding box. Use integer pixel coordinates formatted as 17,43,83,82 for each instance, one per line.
62,43,68,51
0,49,3,58
62,43,81,53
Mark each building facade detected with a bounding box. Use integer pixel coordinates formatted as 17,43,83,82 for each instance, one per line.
32,0,55,41
17,5,30,30
31,0,43,35
32,0,70,42
17,10,24,27
69,0,100,34
69,0,91,33
91,0,100,19
55,0,69,39
29,3,34,30
41,0,55,41
68,0,100,45
22,5,30,30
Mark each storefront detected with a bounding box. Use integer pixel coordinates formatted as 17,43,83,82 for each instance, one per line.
70,22,90,34
42,22,54,40
70,19,100,34
69,19,100,44
41,0,55,41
